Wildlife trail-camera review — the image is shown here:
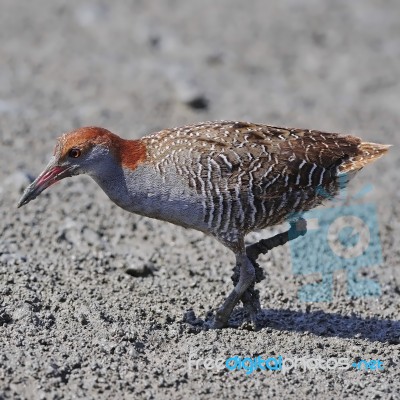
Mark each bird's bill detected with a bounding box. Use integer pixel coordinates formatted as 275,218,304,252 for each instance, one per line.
17,158,72,208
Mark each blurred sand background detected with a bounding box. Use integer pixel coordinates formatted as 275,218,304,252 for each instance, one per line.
0,1,399,398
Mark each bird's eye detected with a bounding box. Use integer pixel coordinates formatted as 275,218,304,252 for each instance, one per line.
68,148,81,158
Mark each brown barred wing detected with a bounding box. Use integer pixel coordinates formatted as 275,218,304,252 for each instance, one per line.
249,128,362,230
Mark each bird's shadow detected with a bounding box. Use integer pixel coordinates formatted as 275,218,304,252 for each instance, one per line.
253,308,399,343
185,308,399,343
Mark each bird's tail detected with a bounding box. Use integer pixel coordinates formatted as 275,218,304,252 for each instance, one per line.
337,142,391,181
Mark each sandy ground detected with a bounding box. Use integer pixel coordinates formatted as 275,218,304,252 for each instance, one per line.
0,0,399,399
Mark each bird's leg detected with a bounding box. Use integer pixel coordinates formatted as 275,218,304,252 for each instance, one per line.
246,218,307,262
210,218,307,329
212,253,255,329
231,261,263,319
238,218,308,324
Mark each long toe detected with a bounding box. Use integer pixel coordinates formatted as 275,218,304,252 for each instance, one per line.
241,290,263,328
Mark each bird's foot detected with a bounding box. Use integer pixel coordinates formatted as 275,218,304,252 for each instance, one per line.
231,259,263,329
182,309,229,330
183,297,240,330
240,289,263,329
210,307,232,329
184,254,257,330
206,318,228,330
183,305,264,330
182,309,204,326
207,290,241,329
204,288,263,330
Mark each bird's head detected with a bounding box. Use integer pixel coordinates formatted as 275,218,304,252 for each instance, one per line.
17,126,146,208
